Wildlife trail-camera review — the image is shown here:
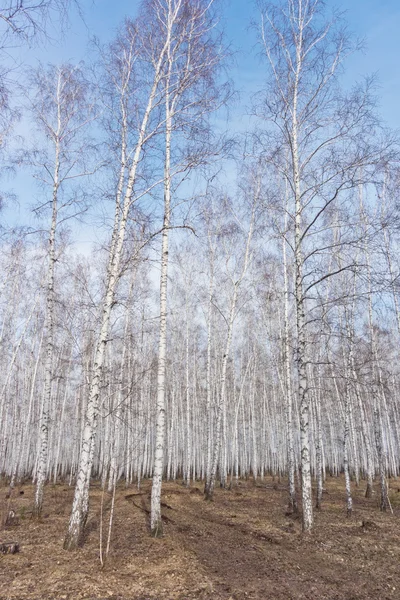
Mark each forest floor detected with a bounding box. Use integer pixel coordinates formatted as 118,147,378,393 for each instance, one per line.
1,476,400,600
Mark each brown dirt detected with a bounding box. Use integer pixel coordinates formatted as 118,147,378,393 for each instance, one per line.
1,476,400,600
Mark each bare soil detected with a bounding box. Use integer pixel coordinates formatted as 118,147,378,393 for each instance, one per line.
1,476,400,599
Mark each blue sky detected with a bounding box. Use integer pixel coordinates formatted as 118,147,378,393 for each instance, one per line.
14,0,400,131
5,0,400,246
37,0,400,126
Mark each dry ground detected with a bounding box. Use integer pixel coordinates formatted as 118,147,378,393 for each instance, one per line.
1,475,400,599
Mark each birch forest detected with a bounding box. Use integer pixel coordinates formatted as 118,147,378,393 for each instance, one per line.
1,0,400,597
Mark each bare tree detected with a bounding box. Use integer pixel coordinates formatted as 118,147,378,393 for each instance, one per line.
0,0,76,44
204,170,259,500
149,0,230,536
0,0,80,221
22,62,96,517
256,0,391,531
63,7,171,549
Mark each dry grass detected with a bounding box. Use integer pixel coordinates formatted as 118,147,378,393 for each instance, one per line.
0,475,399,599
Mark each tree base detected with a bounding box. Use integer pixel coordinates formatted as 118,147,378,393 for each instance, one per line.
204,489,214,501
0,542,19,554
31,507,42,520
150,520,163,538
63,520,86,551
63,532,81,551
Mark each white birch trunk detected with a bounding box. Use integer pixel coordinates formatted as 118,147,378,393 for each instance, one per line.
34,128,60,516
184,289,191,487
282,223,298,512
64,42,166,550
292,19,313,530
343,374,353,516
204,232,215,494
150,72,172,538
205,203,255,500
362,195,389,511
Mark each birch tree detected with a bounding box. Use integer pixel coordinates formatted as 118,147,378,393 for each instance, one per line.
281,207,298,512
0,0,75,43
149,0,229,536
0,0,79,196
22,63,95,517
204,175,258,501
64,12,168,549
256,0,389,531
